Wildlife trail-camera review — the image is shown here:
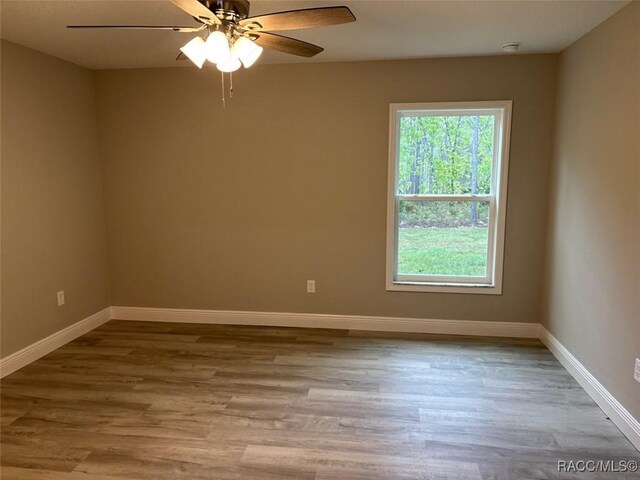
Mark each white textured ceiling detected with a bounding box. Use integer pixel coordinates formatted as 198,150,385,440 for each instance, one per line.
0,0,630,69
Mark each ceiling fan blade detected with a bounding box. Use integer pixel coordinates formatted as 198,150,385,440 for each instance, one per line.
252,32,323,58
240,6,355,32
67,25,204,32
170,0,220,25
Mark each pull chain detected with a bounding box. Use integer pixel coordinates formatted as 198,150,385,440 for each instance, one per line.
221,71,226,109
229,72,234,99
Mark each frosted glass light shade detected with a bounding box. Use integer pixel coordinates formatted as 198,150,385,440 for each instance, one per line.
180,37,207,68
233,36,263,68
205,31,230,64
216,52,241,72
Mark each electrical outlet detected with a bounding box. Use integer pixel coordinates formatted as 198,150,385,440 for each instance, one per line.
57,291,65,306
306,280,316,293
634,358,640,384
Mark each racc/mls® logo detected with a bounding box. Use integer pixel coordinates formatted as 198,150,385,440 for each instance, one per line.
557,460,638,473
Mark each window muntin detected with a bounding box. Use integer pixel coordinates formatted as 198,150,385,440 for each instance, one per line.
386,102,512,294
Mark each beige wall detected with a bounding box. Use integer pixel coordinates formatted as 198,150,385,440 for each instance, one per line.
95,53,557,323
542,1,640,420
1,41,111,356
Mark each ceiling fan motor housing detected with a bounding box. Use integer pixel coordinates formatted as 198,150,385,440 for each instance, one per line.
204,0,251,21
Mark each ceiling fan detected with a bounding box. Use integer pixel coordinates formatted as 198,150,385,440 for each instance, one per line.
67,0,357,72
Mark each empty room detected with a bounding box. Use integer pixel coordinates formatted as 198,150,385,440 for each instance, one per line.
1,0,639,478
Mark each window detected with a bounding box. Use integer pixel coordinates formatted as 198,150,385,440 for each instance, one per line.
386,101,512,294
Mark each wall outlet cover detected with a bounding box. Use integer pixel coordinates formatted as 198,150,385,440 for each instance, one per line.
57,291,65,306
306,280,316,293
634,358,640,384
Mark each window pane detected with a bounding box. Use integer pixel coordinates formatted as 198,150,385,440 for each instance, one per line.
397,115,495,195
397,201,490,277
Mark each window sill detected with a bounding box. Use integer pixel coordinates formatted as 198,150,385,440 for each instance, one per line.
386,281,502,295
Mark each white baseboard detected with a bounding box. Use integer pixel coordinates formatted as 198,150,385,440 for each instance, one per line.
539,326,640,451
110,306,540,338
0,307,112,378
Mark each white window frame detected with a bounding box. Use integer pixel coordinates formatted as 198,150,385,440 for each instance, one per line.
386,100,512,294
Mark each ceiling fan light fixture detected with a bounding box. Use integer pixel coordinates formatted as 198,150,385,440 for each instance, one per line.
205,30,231,64
216,52,242,72
180,36,207,68
233,36,263,68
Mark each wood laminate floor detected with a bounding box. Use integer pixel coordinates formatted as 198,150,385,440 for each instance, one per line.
1,321,638,480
